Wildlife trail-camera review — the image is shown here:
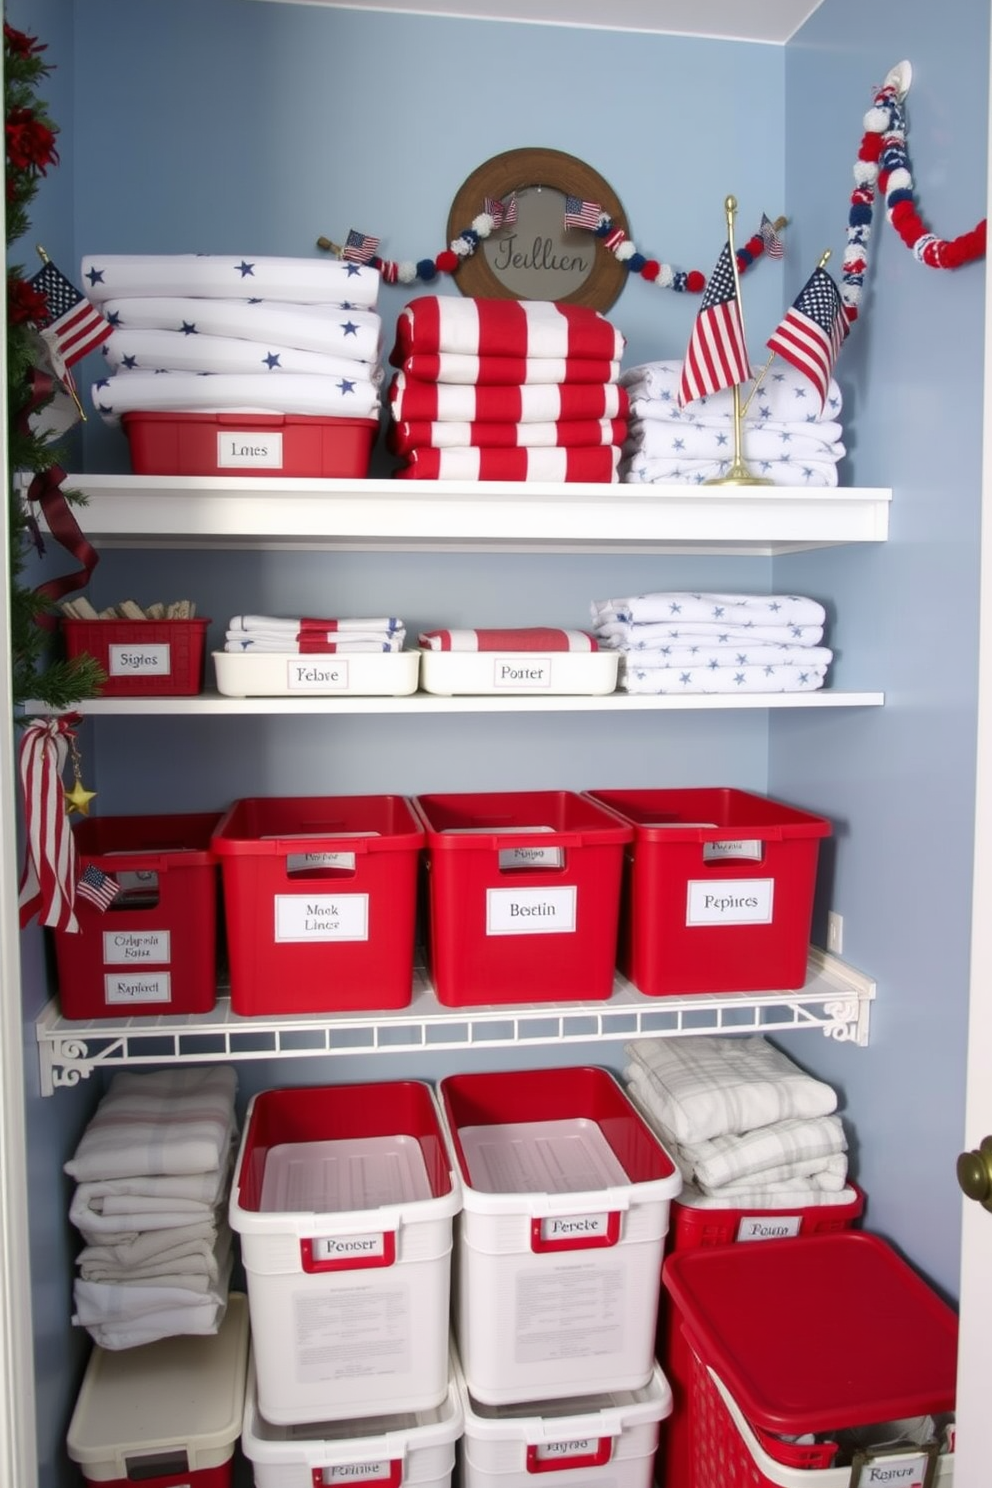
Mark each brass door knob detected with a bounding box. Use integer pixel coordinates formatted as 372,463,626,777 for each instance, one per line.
957,1136,992,1210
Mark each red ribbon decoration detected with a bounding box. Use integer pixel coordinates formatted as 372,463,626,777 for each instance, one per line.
25,462,100,625
17,713,82,932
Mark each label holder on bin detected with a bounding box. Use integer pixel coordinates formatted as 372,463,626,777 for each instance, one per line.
314,1460,404,1488
849,1441,939,1488
525,1439,614,1473
530,1211,621,1252
301,1230,397,1272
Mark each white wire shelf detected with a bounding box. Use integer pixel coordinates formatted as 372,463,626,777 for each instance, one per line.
36,946,875,1094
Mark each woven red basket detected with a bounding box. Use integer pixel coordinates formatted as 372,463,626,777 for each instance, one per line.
63,618,210,697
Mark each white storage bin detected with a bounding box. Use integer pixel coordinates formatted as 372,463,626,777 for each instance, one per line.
229,1082,462,1426
240,1347,464,1488
213,650,420,697
66,1292,249,1488
418,650,618,696
438,1069,681,1406
455,1346,671,1488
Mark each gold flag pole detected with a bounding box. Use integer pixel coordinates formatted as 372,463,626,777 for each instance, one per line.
706,196,771,487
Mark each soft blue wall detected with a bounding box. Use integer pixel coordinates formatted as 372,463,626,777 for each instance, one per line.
771,0,987,1299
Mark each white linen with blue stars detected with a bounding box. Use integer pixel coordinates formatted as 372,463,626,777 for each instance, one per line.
91,369,381,423
99,298,383,362
80,254,380,309
102,327,385,383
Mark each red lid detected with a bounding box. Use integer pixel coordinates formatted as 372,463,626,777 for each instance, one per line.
662,1231,958,1435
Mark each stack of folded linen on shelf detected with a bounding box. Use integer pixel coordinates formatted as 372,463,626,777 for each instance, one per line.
590,590,832,695
225,614,406,653
624,1035,857,1210
386,295,628,481
418,626,599,651
82,253,383,422
64,1065,238,1350
619,358,845,487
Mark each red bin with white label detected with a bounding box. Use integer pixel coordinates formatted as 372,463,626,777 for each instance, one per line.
585,789,831,995
438,1067,681,1406
229,1081,462,1426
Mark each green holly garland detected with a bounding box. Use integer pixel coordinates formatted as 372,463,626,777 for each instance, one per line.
6,19,103,713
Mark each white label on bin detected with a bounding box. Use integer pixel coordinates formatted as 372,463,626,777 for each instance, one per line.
311,1232,387,1263
108,642,171,676
686,879,774,926
325,1463,391,1482
102,929,171,963
702,838,763,862
487,886,576,935
493,655,552,689
859,1455,930,1487
293,1286,410,1382
540,1213,611,1242
535,1441,600,1461
514,1264,624,1363
286,658,350,691
275,893,369,941
216,429,284,468
736,1214,802,1241
104,971,172,1004
286,852,357,873
497,845,564,869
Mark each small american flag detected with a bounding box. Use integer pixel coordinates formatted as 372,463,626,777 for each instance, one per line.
766,264,849,410
28,259,112,367
343,229,380,264
76,863,122,912
678,241,751,407
564,196,603,231
760,213,785,259
484,194,518,228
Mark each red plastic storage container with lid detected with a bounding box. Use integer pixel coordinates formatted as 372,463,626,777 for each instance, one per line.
412,790,632,1006
123,410,378,477
585,787,831,995
211,794,424,1015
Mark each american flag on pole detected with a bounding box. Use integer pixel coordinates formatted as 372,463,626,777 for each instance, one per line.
760,213,785,259
343,229,381,264
678,241,751,407
76,863,122,912
564,196,603,230
28,259,113,367
766,264,849,410
484,194,518,228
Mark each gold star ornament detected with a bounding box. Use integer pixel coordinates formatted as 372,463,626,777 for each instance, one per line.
64,776,97,816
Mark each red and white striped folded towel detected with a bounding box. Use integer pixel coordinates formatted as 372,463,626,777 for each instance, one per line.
391,296,625,363
394,445,621,483
419,628,599,652
393,352,621,387
388,418,627,455
388,373,629,424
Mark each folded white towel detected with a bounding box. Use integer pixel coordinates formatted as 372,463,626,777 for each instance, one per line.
223,634,405,654
76,1221,224,1271
100,297,383,360
592,593,825,629
618,660,828,695
621,452,840,487
710,1155,849,1197
624,1036,838,1144
92,369,382,424
72,1250,233,1334
79,1225,233,1286
103,327,386,383
228,615,405,635
82,253,380,308
603,643,834,670
71,1199,228,1241
619,358,843,422
71,1161,231,1209
625,421,844,463
596,619,825,649
658,1110,848,1192
64,1066,238,1183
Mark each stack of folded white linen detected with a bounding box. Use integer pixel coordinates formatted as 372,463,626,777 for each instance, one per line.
590,590,832,695
224,614,406,654
624,1035,857,1210
64,1065,239,1350
385,295,628,482
82,253,383,423
619,358,844,487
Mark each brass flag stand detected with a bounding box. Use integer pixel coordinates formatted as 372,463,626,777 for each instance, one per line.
705,196,772,487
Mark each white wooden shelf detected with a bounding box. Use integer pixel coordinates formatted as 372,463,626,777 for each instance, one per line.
35,947,875,1095
55,474,891,555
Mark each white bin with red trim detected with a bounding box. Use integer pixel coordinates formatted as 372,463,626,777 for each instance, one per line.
438,1068,681,1406
240,1346,464,1488
229,1082,462,1426
455,1344,671,1488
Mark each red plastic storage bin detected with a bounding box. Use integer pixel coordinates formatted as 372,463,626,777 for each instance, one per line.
412,790,632,1007
123,411,378,477
211,795,424,1015
662,1232,958,1488
54,812,222,1019
585,788,831,994
63,618,211,697
661,1187,865,1488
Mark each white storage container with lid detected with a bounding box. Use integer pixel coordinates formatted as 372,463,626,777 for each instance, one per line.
438,1068,681,1406
240,1347,464,1488
229,1082,462,1426
66,1292,249,1488
455,1345,671,1488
